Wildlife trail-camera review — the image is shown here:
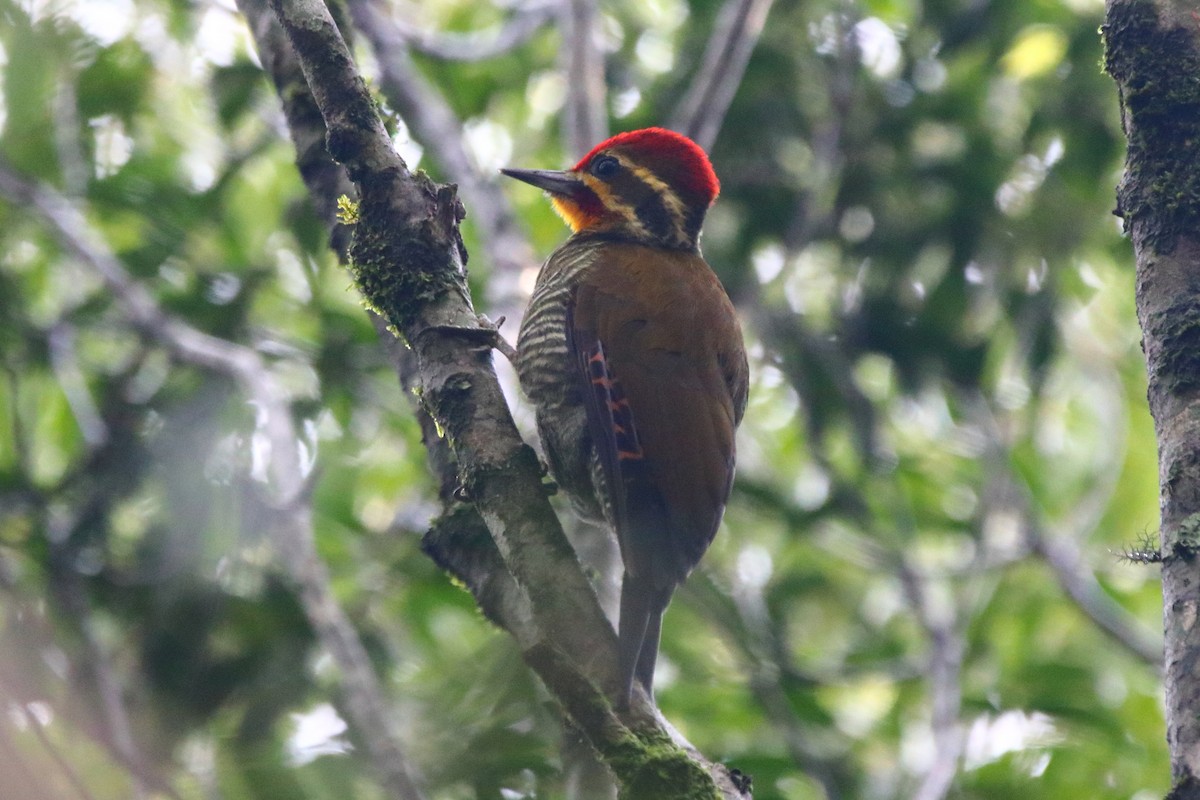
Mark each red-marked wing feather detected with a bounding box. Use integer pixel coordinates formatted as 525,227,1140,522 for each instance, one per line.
566,296,664,554
568,245,747,589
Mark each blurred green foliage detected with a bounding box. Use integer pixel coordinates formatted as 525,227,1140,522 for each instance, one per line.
0,0,1165,798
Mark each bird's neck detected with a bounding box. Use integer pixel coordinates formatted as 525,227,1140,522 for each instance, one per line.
553,191,707,252
566,221,703,253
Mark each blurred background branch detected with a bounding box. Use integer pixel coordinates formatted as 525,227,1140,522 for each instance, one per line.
390,0,557,61
670,0,776,151
558,0,607,158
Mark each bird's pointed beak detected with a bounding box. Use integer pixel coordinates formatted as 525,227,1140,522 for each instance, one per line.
499,167,583,197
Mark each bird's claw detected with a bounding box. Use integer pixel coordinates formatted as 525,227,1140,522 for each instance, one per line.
476,313,518,363
423,314,517,363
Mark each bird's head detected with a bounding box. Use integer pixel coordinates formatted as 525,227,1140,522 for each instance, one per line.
501,128,720,250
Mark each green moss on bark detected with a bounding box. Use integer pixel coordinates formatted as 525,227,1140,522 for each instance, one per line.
346,170,466,337
1104,1,1200,255
1143,300,1200,397
603,730,720,800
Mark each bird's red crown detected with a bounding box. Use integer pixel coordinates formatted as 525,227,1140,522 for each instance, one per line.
576,127,720,208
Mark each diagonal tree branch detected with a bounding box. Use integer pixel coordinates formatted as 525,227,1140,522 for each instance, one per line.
895,555,967,800
333,16,621,794
260,0,617,692
258,0,749,794
969,391,1161,667
669,0,776,151
46,561,167,800
0,672,99,800
389,0,557,62
0,711,62,800
234,10,557,789
240,0,538,716
1023,501,1160,666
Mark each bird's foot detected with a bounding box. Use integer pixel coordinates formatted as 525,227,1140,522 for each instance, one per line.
475,313,518,363
423,315,517,362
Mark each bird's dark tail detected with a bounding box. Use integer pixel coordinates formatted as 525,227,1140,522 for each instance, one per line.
617,575,674,708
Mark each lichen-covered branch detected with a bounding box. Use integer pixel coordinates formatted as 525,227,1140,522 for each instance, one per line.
266,0,614,669
1104,2,1200,795
259,0,749,795
347,0,536,300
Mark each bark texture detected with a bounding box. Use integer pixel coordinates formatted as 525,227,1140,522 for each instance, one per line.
1105,2,1200,796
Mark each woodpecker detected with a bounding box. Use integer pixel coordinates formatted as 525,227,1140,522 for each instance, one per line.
502,128,749,706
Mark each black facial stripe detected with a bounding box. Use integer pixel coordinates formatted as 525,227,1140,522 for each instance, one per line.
682,204,706,242
634,193,675,241
605,163,700,249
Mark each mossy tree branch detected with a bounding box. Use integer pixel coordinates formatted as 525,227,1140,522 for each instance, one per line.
1105,2,1200,797
259,0,749,796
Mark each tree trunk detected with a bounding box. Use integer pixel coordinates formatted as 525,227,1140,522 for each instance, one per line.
1105,3,1200,798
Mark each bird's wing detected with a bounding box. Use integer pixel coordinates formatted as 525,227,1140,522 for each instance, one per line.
567,245,747,589
565,297,660,566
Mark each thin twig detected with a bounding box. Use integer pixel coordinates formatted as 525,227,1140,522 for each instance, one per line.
41,556,170,800
681,574,857,797
0,699,63,800
0,562,167,800
784,6,860,251
871,474,979,800
0,729,56,800
969,391,1160,667
48,324,109,447
53,72,88,196
391,0,556,61
896,556,966,800
3,690,101,800
0,563,144,800
669,0,776,151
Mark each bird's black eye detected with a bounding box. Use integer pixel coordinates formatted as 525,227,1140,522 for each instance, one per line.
590,155,620,178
